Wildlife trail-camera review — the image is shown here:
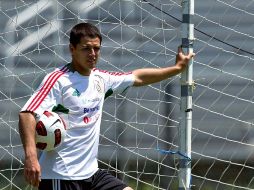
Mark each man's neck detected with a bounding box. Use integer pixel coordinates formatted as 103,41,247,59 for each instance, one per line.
69,62,91,76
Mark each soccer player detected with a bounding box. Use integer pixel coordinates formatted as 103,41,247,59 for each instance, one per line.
19,22,194,190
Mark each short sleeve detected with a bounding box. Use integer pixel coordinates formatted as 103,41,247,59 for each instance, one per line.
20,71,63,116
92,69,134,99
104,71,135,95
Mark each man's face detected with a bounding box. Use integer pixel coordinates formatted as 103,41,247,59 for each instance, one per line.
70,36,101,75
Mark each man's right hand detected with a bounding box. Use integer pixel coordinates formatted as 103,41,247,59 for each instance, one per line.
19,112,41,187
24,154,41,187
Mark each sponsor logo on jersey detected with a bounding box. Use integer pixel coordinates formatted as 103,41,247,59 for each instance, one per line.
83,116,91,124
72,89,81,97
84,106,100,113
83,114,100,124
82,97,100,104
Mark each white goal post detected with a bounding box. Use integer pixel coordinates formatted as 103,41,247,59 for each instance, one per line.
1,0,254,190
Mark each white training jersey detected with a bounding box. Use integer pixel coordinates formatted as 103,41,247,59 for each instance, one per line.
21,64,135,180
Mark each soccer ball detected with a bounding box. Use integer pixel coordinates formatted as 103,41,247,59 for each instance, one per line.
35,110,66,151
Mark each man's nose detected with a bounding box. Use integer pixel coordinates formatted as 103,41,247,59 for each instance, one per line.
89,48,96,56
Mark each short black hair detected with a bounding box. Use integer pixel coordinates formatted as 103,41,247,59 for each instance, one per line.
69,22,102,47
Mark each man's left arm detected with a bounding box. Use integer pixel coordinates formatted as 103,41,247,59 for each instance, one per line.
132,47,195,87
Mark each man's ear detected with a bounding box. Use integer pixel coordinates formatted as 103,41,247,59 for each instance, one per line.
69,44,74,55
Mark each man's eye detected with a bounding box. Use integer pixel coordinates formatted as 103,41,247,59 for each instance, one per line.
81,47,100,51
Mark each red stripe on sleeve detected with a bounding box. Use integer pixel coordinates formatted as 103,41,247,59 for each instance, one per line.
26,67,68,112
93,68,132,76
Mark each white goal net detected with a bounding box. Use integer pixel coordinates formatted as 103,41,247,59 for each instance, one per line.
0,0,254,189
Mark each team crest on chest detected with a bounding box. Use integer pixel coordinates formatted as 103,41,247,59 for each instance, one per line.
93,75,104,94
